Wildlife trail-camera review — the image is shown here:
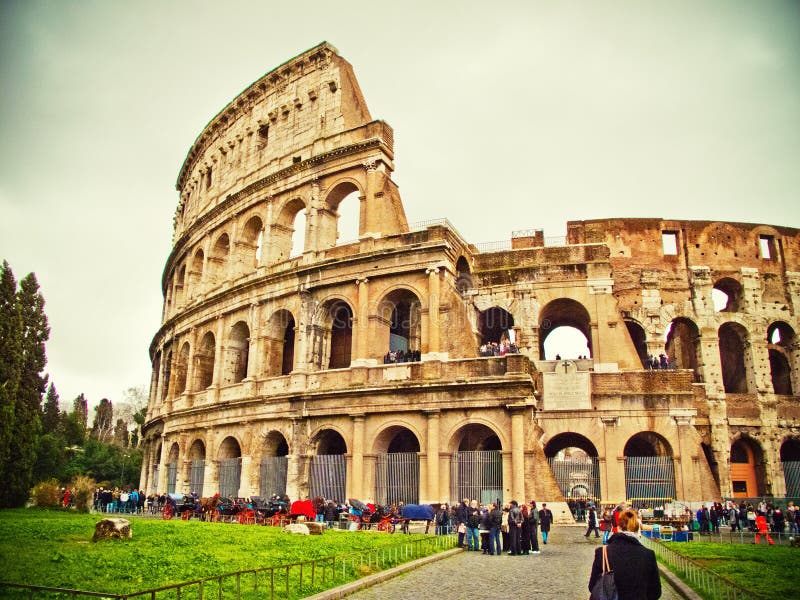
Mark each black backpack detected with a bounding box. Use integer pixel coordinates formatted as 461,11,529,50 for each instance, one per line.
590,545,618,600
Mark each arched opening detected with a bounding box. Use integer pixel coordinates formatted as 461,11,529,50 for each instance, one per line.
713,278,743,312
290,208,306,258
309,429,348,503
378,289,421,359
188,440,206,496
312,300,353,370
260,431,289,498
152,351,162,403
624,320,648,368
478,307,515,347
768,322,796,395
539,299,592,360
175,343,189,396
264,310,296,376
166,443,180,494
225,321,250,384
374,426,421,506
719,322,752,393
730,437,767,498
175,264,186,307
218,437,242,498
665,318,701,380
544,433,600,503
450,424,503,505
781,438,800,497
623,432,676,507
159,350,170,403
455,256,472,295
189,249,204,298
195,332,216,390
152,442,162,493
209,233,230,287
237,216,263,272
272,198,307,261
321,182,361,249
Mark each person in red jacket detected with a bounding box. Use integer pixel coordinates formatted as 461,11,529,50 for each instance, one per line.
755,512,774,545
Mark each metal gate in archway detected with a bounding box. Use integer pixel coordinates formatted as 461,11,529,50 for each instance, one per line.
166,462,178,494
547,456,600,501
624,456,676,502
190,460,205,496
219,458,242,498
450,450,503,505
375,452,419,506
309,454,347,502
260,456,288,498
784,461,800,497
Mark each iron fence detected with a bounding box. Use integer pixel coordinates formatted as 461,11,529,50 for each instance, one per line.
547,456,601,501
0,534,457,600
259,456,288,498
190,460,205,496
450,450,503,505
624,456,676,502
219,458,242,498
374,452,419,506
641,535,766,600
309,455,346,503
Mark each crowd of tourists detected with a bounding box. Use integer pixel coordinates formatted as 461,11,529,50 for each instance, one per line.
383,349,421,363
93,487,146,513
645,352,671,369
478,340,519,356
694,500,800,538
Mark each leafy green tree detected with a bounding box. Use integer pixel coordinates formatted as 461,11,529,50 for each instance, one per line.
71,394,88,442
0,261,22,492
42,382,60,434
91,398,114,443
65,438,141,488
33,432,68,482
113,418,129,447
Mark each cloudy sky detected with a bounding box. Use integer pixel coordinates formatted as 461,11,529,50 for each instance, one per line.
1,0,798,411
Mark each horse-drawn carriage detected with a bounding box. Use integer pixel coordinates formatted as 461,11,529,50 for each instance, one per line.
161,494,199,520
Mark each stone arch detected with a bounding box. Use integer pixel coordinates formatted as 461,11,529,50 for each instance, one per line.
309,427,348,503
263,430,290,457
780,437,800,497
225,321,250,385
166,442,180,494
767,321,796,395
478,306,515,346
313,428,349,455
260,430,289,498
623,432,676,505
372,423,422,455
187,438,206,496
449,422,504,505
272,197,307,261
209,232,230,287
217,436,242,498
455,256,472,295
264,309,296,376
373,424,421,505
730,435,767,498
323,180,363,249
623,319,648,368
544,432,601,503
713,277,743,313
448,422,505,453
311,298,353,370
539,298,592,360
174,342,190,396
236,214,264,273
189,248,204,298
194,331,216,390
377,288,422,357
175,263,187,308
665,317,702,380
718,322,752,393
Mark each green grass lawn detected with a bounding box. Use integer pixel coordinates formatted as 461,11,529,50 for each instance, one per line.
662,541,796,599
0,509,444,597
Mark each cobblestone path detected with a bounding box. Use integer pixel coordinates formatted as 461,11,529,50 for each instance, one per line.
347,526,680,599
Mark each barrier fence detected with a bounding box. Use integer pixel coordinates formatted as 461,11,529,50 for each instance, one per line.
0,534,458,600
641,535,766,600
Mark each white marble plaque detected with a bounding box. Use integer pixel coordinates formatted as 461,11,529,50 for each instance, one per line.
543,360,591,410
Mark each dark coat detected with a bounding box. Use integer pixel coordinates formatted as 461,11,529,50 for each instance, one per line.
538,508,553,532
588,533,661,600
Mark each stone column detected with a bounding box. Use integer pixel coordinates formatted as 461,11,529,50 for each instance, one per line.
184,328,197,397
351,414,365,499
353,278,371,365
157,434,169,494
425,410,441,503
425,267,442,359
246,302,261,379
239,456,252,497
508,404,526,501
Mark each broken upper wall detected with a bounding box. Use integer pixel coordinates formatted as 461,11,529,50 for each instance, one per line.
172,42,377,235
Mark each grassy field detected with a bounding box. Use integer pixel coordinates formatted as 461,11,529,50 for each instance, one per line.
0,509,445,597
663,541,796,599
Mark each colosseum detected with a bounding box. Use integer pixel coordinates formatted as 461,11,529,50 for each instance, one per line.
140,42,800,514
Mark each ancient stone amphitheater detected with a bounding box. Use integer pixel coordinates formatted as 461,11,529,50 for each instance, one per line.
140,42,800,510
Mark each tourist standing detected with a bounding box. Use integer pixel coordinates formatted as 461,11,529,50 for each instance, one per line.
488,502,502,556
585,504,600,538
539,503,554,544
508,500,524,555
528,501,541,553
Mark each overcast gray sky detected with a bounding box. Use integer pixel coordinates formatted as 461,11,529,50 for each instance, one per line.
1,0,798,411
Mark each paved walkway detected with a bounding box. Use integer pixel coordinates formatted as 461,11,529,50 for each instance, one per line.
347,526,680,599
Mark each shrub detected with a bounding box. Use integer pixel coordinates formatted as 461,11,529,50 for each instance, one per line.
31,479,62,508
70,475,96,513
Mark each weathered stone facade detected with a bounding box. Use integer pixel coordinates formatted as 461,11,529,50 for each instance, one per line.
141,42,800,507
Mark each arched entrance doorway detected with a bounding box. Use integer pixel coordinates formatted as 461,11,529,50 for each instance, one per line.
623,432,676,507
768,322,796,395
544,433,601,504
781,438,800,497
374,426,420,506
166,443,180,494
260,431,289,498
730,437,766,498
539,299,592,360
218,437,242,498
188,440,206,496
450,424,503,505
309,429,347,503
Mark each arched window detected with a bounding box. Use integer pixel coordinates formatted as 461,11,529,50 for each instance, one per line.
665,317,702,380
378,289,422,357
624,320,648,367
718,323,752,393
312,300,353,370
767,322,796,395
195,332,216,390
264,310,296,376
455,256,472,294
226,321,250,384
188,249,204,298
539,299,592,360
209,233,230,287
175,342,190,395
713,278,743,312
321,182,361,250
478,307,514,346
237,216,263,272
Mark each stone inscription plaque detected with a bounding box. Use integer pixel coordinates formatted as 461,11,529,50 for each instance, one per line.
543,360,591,411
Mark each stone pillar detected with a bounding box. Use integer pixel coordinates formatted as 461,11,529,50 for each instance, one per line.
239,456,252,497
425,410,441,503
247,303,261,379
184,328,197,397
351,414,365,499
509,404,526,501
352,278,371,365
212,317,225,398
157,434,169,494
424,267,444,360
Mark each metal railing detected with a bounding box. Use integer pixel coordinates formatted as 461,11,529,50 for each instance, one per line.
0,534,457,600
641,535,766,600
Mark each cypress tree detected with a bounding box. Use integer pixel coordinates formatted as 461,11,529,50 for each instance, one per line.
42,382,60,434
0,261,22,499
92,398,114,443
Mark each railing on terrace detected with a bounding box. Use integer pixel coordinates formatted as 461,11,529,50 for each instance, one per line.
641,535,765,600
0,534,457,600
473,236,567,253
